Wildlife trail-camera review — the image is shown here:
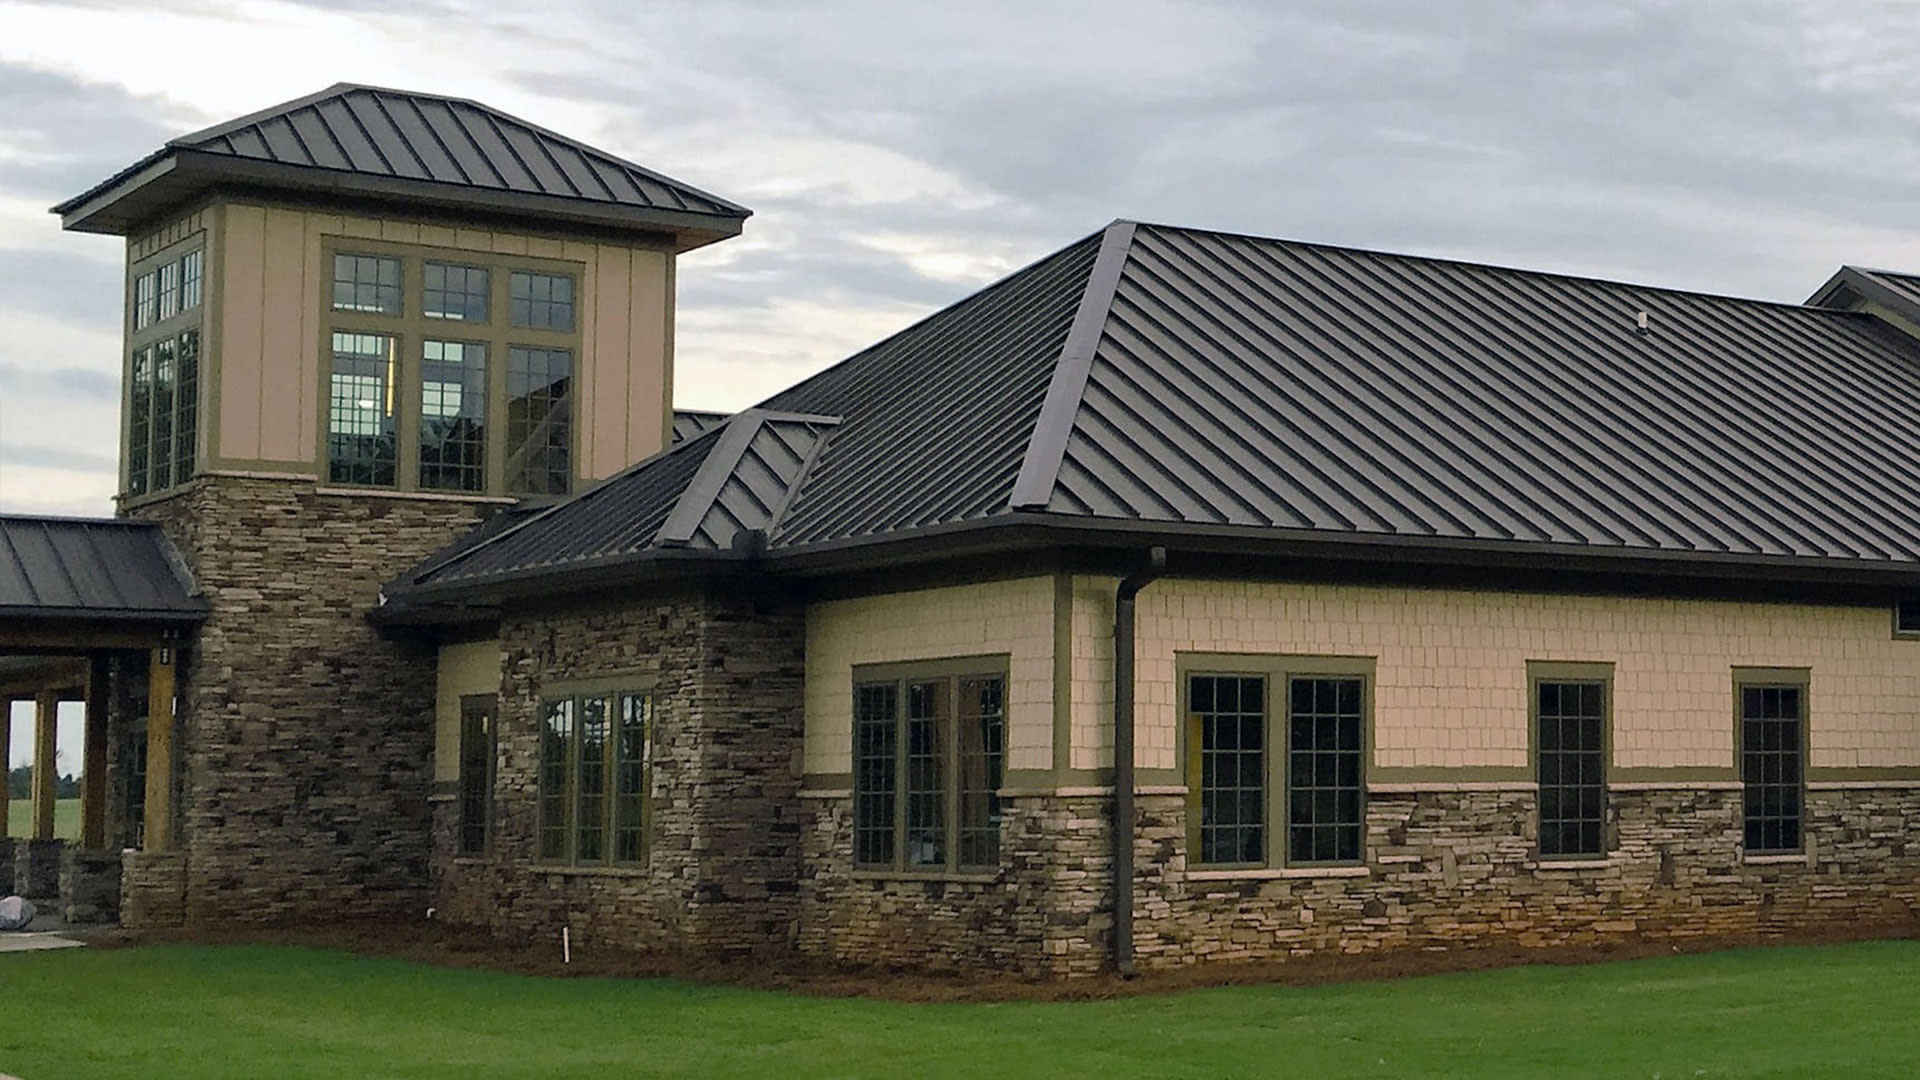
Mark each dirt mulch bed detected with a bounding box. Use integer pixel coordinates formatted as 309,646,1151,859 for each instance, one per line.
77,916,1920,1003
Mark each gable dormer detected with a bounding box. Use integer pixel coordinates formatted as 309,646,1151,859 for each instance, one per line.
1807,265,1920,343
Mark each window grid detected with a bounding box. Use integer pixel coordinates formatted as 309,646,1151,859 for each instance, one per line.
128,348,152,495
174,330,199,483
505,346,573,495
418,340,487,492
903,681,948,868
149,338,175,491
1287,677,1365,864
1741,685,1803,854
577,696,609,863
955,676,1005,868
456,703,493,856
510,270,575,330
332,253,402,313
613,694,650,863
133,271,156,329
853,683,899,867
328,331,398,486
180,250,203,311
1537,680,1606,858
156,261,180,321
424,261,490,322
538,699,575,861
537,690,652,866
1193,675,1266,866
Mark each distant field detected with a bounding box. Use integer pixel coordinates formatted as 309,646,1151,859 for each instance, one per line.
5,798,80,839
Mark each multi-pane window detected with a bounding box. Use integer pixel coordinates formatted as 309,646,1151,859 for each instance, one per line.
1740,679,1804,854
511,271,575,330
538,689,652,865
124,245,204,497
419,340,486,492
328,331,398,486
424,262,490,322
332,253,402,314
853,663,1006,873
180,250,203,311
133,271,156,329
156,261,180,321
457,699,494,857
506,346,573,495
1187,658,1369,868
1536,677,1607,858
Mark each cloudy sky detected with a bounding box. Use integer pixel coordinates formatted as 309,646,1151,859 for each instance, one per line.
7,1,1920,765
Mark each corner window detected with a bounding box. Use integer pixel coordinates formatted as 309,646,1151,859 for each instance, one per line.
1895,600,1920,638
419,340,487,493
1184,656,1370,868
853,660,1006,872
538,689,652,865
123,244,205,498
1738,672,1805,854
457,698,495,856
424,262,489,322
332,253,402,314
505,346,573,495
1532,663,1609,859
133,271,156,329
328,331,398,486
510,271,575,330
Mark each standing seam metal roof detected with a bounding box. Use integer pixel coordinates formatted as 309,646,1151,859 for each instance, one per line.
0,516,204,620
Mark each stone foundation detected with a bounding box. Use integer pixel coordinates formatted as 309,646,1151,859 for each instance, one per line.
15,840,62,902
60,849,123,924
120,851,186,928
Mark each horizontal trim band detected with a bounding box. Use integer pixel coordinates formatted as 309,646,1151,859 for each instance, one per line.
1186,865,1372,881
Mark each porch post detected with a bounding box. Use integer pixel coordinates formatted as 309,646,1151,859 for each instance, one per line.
0,697,11,839
81,655,109,849
142,646,176,852
31,688,57,840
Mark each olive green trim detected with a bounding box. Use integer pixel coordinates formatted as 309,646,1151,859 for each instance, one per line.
1175,651,1377,871
851,654,1009,682
804,772,853,790
1610,766,1739,783
1807,766,1920,782
315,235,585,496
430,778,458,799
1369,766,1535,784
1732,666,1810,855
1051,571,1073,779
539,671,657,697
1527,659,1614,858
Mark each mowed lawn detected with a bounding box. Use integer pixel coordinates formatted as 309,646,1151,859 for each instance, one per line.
5,798,78,839
2,942,1918,1079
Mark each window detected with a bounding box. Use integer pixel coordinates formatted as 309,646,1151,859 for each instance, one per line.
538,688,652,865
457,697,495,856
332,253,402,314
1185,656,1369,868
150,337,175,490
419,340,486,492
424,262,489,322
128,347,151,495
180,250,203,311
1739,673,1805,854
156,261,180,321
133,271,156,329
853,661,1006,872
505,346,572,495
510,271,575,330
1533,666,1608,859
328,331,398,486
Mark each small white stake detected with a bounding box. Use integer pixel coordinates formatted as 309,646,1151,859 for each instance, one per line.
563,926,571,964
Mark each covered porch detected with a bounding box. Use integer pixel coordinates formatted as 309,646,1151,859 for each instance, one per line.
0,516,204,924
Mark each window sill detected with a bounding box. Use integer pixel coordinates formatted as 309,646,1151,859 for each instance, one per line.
530,864,650,878
312,485,520,504
849,869,1000,885
1526,856,1619,872
426,793,457,804
1743,852,1811,865
1185,865,1372,881
450,856,490,866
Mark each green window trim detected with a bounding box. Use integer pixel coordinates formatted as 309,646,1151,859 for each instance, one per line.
124,240,206,497
1180,653,1373,870
456,695,495,857
1529,661,1612,861
852,656,1008,874
1736,667,1808,856
538,688,653,867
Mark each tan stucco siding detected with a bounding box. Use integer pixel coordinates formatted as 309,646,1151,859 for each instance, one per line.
1068,578,1920,774
805,577,1055,777
433,639,502,783
210,200,673,477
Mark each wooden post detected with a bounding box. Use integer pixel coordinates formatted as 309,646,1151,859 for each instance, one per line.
81,656,109,850
0,696,11,840
142,646,176,852
31,689,57,840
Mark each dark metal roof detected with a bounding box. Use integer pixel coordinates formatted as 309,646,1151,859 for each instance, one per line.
0,516,205,622
671,409,730,443
54,84,749,250
389,221,1920,612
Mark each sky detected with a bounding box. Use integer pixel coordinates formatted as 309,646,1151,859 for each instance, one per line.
7,0,1920,765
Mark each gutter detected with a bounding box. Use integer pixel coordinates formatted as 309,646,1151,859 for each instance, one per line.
1112,546,1166,978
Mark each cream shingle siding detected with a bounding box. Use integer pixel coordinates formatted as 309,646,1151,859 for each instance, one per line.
433,639,501,783
805,577,1055,776
1092,579,1919,773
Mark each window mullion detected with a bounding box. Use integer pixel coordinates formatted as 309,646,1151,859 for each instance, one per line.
945,675,959,873
1268,673,1281,869
894,679,908,872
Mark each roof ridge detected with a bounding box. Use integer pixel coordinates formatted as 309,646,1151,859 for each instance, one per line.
1007,220,1138,510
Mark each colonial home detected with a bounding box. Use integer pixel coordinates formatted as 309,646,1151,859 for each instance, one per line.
6,84,1920,977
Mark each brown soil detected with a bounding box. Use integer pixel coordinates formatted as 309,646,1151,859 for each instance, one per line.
78,916,1920,1003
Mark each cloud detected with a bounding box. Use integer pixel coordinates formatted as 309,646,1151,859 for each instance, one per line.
0,61,185,201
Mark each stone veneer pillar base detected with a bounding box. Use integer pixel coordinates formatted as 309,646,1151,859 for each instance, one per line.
15,840,63,902
59,849,123,924
120,851,187,929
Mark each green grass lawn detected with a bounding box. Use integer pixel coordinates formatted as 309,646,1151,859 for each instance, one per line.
5,797,78,839
1,941,1917,1079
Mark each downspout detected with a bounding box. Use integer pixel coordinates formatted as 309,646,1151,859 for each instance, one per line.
1112,546,1166,978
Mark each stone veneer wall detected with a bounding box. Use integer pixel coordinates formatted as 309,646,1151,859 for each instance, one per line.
128,475,487,926
431,583,806,958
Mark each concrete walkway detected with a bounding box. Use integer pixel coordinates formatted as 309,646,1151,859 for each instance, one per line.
0,932,84,953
